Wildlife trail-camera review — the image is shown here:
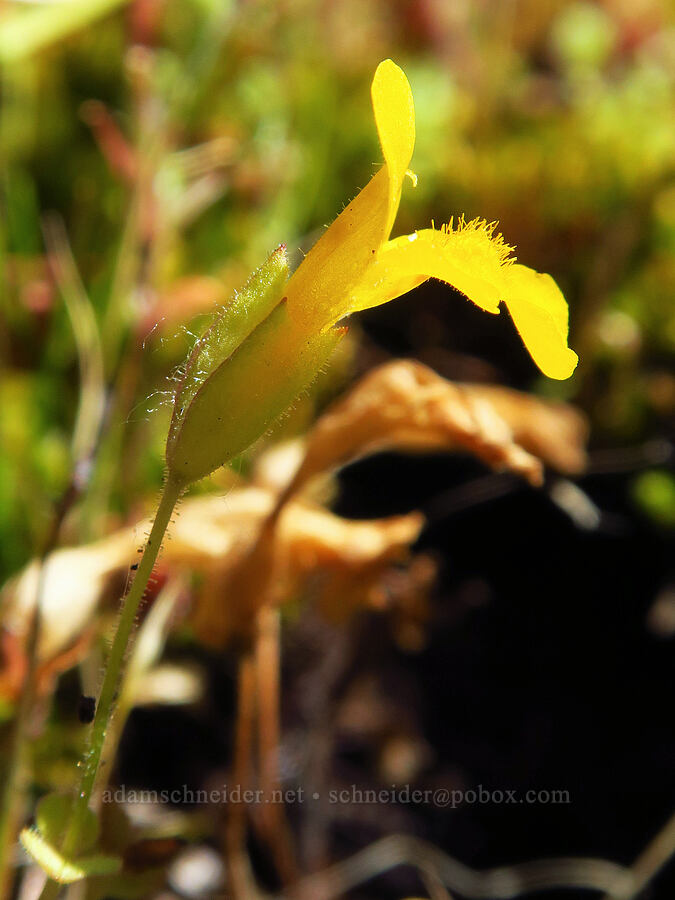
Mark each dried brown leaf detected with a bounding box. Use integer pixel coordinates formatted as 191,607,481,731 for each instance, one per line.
189,488,425,647
1,530,137,663
1,489,425,670
280,360,588,496
462,383,588,475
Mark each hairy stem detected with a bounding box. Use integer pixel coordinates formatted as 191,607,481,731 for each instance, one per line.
37,476,182,898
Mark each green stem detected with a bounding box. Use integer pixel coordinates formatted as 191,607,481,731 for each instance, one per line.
0,566,47,896
38,476,182,898
65,476,181,852
0,480,90,895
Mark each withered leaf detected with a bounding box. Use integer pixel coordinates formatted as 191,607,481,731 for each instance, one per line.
187,488,425,647
280,360,588,496
1,489,424,670
1,530,137,663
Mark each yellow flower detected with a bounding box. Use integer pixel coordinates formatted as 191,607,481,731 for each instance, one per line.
167,59,577,488
284,58,578,381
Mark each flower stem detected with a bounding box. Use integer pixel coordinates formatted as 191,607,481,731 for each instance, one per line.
38,476,182,898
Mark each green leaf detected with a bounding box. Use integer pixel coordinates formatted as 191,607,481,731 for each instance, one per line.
20,828,121,884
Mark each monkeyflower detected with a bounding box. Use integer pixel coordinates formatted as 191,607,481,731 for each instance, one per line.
166,59,577,489
26,64,579,890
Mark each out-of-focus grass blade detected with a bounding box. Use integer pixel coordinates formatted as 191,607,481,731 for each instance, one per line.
43,215,105,465
0,0,131,65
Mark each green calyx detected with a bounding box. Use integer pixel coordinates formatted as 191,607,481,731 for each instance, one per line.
166,246,344,487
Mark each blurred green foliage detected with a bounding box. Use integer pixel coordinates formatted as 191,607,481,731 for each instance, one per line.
633,468,675,527
1,0,674,579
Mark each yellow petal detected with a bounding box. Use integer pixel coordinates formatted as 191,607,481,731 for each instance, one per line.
350,219,513,315
285,60,415,331
371,58,416,234
502,265,579,380
348,221,578,380
284,167,390,330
